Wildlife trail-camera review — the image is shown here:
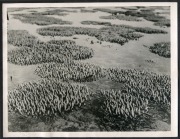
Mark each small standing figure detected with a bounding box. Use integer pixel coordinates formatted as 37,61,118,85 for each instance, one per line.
10,76,12,81
7,12,9,20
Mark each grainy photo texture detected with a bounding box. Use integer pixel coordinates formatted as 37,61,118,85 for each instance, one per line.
3,2,178,138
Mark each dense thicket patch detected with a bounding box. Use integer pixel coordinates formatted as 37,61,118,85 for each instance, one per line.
37,25,167,45
100,14,141,21
31,11,68,16
80,9,97,13
30,9,77,16
8,30,94,65
96,68,170,130
37,26,141,45
8,47,70,65
121,7,138,10
94,7,170,27
154,19,170,27
100,89,149,119
124,9,170,27
93,8,124,14
81,21,111,26
8,79,91,117
8,41,93,65
105,24,167,34
8,8,31,12
133,27,167,34
12,13,72,25
8,30,39,47
46,40,94,60
99,89,149,130
107,68,170,106
35,61,105,82
149,42,170,58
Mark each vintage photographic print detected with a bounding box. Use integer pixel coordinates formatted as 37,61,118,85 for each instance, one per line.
3,2,178,137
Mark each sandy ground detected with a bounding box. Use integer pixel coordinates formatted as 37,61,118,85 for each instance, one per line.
60,33,170,75
7,7,171,131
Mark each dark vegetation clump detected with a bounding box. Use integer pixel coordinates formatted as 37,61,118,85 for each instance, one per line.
30,9,77,16
98,89,149,131
133,27,167,34
12,13,72,25
107,68,170,106
98,68,171,130
8,30,94,65
149,42,170,58
80,9,97,13
37,26,136,45
154,19,170,27
8,79,91,117
8,30,39,47
93,8,124,14
94,7,170,27
37,26,166,45
100,14,141,21
121,7,138,10
34,61,106,82
81,21,111,26
8,8,31,12
31,11,68,16
8,47,71,65
136,6,146,9
124,9,170,27
87,68,171,131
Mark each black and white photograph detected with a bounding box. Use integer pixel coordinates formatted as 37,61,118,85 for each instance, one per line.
3,2,178,137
